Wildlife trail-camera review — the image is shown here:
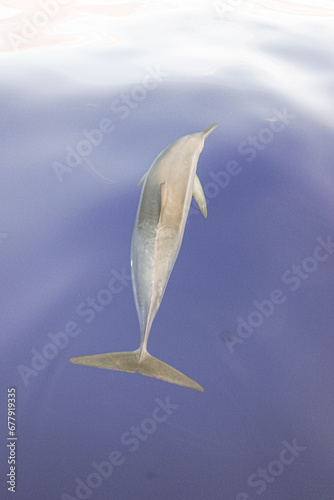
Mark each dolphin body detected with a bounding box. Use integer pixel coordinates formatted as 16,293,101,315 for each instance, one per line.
70,123,217,391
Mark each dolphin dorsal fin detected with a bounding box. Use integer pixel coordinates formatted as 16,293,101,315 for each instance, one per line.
137,171,148,187
193,175,207,218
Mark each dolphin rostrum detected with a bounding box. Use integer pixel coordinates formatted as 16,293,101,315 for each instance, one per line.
70,123,217,391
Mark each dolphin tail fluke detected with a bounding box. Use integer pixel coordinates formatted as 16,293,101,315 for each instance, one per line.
137,352,204,391
69,350,204,392
70,350,140,373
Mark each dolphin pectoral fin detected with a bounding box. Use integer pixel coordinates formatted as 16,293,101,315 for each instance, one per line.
70,350,204,391
193,175,207,218
137,172,148,187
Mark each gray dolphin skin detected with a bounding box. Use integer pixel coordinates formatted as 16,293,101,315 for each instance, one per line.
70,123,217,391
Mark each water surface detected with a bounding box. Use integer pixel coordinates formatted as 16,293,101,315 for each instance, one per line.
1,1,334,499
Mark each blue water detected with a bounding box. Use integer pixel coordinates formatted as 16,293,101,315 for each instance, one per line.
1,2,334,499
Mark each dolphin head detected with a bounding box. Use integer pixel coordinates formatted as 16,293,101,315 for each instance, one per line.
184,122,218,159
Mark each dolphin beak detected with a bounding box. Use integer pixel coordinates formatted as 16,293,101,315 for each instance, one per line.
201,122,218,139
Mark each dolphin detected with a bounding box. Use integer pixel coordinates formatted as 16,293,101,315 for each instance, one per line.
70,123,217,391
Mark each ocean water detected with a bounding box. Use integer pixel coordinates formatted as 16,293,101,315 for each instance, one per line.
1,1,334,499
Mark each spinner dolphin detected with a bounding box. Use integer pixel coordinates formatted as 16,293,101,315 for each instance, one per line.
70,123,217,391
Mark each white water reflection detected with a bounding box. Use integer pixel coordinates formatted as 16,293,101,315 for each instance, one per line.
0,0,334,55
1,0,333,131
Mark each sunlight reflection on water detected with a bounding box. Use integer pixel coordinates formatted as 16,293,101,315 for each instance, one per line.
1,0,334,54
